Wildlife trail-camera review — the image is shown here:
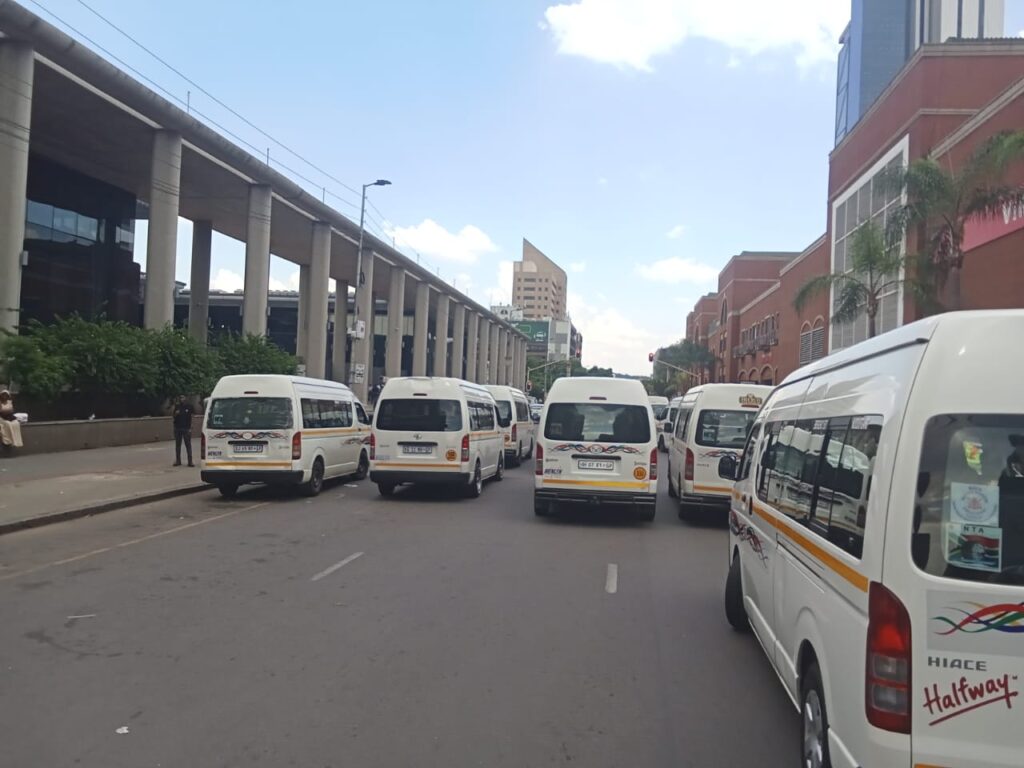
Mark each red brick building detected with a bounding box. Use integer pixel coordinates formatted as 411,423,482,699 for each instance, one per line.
687,40,1024,385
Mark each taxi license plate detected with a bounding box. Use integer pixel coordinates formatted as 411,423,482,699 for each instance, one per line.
578,459,614,471
403,445,432,455
233,444,263,454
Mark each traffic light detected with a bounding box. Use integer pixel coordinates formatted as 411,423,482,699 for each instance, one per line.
648,352,655,363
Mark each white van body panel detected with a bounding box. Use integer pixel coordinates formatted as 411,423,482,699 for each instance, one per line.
668,384,771,516
486,385,536,464
370,377,502,490
536,377,658,515
201,375,369,491
727,311,1024,768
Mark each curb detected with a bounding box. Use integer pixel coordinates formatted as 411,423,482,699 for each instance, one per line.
0,483,212,536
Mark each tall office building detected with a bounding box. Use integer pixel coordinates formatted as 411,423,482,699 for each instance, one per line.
512,239,567,321
835,0,1004,144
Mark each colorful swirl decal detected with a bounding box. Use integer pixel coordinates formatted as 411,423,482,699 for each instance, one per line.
211,431,287,440
730,510,767,569
551,443,642,455
932,602,1024,635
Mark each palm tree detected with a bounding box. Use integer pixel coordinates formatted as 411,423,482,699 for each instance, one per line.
891,130,1024,311
793,220,909,339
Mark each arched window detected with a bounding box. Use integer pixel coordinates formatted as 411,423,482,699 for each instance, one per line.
760,365,773,386
811,317,826,361
738,371,747,382
799,321,812,365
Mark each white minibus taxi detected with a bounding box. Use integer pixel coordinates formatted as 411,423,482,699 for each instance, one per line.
659,396,683,453
717,311,1024,768
667,384,770,521
535,377,658,521
486,385,536,467
201,375,371,498
370,377,504,497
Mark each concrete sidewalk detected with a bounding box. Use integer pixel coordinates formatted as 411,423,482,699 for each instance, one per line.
0,441,210,533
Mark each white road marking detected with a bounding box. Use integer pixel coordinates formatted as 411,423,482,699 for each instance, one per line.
310,551,364,582
66,614,97,620
0,502,268,583
605,563,618,594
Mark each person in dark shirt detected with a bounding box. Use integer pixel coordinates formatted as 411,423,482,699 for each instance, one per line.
172,395,195,467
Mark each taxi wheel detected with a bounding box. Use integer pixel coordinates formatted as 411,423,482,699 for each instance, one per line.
218,484,238,499
495,454,505,481
534,496,551,517
355,451,369,480
377,482,396,497
667,469,678,498
637,505,656,523
725,554,749,632
465,462,483,498
301,458,324,497
800,662,832,768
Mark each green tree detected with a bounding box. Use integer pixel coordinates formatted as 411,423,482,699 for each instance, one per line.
890,130,1024,311
148,327,219,400
651,338,713,392
0,332,71,400
793,219,915,338
214,333,297,377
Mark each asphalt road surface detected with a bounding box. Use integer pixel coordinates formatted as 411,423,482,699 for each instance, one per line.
0,463,797,768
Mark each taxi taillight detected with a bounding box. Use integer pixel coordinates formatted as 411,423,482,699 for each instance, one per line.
685,448,695,481
535,443,544,476
200,433,206,460
511,423,518,444
649,447,658,481
291,432,302,460
866,582,912,734
370,432,376,461
461,434,470,463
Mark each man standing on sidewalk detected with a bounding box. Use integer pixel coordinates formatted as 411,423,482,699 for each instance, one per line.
172,395,195,467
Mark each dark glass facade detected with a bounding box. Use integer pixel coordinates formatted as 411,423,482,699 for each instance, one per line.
20,155,140,326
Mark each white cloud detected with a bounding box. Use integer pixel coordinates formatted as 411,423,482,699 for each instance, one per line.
568,291,664,374
665,224,685,239
453,272,474,294
485,260,515,305
569,261,587,273
390,218,498,265
635,256,718,285
269,270,301,292
597,176,609,186
211,268,244,292
543,0,848,72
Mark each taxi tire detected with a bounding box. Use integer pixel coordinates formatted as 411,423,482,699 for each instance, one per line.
725,555,749,632
534,496,551,517
800,662,832,768
301,458,324,497
495,454,505,481
377,482,396,497
355,451,369,480
465,462,483,498
668,470,678,499
637,505,656,523
218,483,239,499
526,439,534,459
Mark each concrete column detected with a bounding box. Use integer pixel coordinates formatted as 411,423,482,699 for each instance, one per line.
242,184,272,336
306,222,331,379
296,263,310,363
496,329,507,385
350,251,376,402
331,282,348,382
385,267,406,379
412,281,430,376
510,336,519,389
143,130,182,329
450,303,466,380
0,41,33,334
187,220,212,343
488,323,500,385
432,294,450,377
477,318,491,384
466,312,479,383
519,339,528,388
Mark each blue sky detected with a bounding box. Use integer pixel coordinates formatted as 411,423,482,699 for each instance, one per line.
31,0,1024,373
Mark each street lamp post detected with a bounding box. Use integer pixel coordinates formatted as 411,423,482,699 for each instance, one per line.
352,179,390,389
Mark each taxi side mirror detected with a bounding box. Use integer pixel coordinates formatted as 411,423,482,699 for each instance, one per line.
718,454,738,481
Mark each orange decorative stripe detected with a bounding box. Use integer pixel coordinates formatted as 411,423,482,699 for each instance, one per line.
303,427,360,436
373,462,461,469
693,483,730,494
752,502,869,593
203,461,293,468
542,478,649,490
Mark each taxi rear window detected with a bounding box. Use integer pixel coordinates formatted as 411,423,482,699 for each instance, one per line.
544,403,650,444
913,414,1024,585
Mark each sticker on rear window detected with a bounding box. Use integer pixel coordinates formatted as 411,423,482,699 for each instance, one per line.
944,524,1002,573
